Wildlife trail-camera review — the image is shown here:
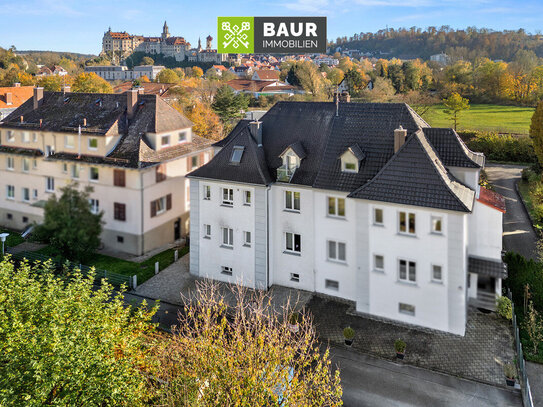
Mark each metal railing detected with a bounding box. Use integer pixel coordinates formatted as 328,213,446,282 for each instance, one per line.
276,166,295,182
7,250,135,289
508,289,535,407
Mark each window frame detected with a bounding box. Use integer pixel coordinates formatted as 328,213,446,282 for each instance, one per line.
22,132,30,143
45,177,55,193
374,254,385,271
432,264,443,283
243,190,251,205
325,279,339,291
6,185,15,199
22,187,30,202
327,240,346,263
222,188,233,206
398,211,416,236
88,137,98,150
203,185,211,200
6,130,14,142
285,232,301,254
89,167,99,182
65,135,75,149
398,259,417,283
284,190,300,212
327,196,346,218
373,207,384,225
114,202,126,221
161,135,171,147
89,199,100,214
290,273,300,282
431,216,443,235
399,303,415,316
222,227,234,247
243,231,252,246
221,266,233,276
6,156,14,171
156,196,167,215
71,164,80,179
178,131,187,143
203,224,211,238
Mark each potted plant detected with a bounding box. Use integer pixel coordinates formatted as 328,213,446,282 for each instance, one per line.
343,327,355,346
504,363,516,386
287,313,299,333
394,339,406,359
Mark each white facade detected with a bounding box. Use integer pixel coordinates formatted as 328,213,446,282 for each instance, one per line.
84,65,165,82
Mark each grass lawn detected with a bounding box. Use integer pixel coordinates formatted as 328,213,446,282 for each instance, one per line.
1,229,25,248
423,104,534,134
34,245,189,285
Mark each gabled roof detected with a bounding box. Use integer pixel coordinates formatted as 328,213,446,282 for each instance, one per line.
113,82,180,97
423,128,483,168
0,86,34,110
478,187,506,213
349,131,474,212
341,144,365,161
281,141,306,160
227,79,295,93
254,70,280,80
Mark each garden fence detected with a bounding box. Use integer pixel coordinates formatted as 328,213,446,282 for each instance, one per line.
6,250,135,289
507,288,534,407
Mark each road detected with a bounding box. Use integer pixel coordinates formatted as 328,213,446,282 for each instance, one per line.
485,164,537,260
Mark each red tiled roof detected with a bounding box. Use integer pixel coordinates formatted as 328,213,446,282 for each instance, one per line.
254,70,280,80
0,86,34,109
212,65,227,71
113,82,184,97
478,187,506,213
227,79,295,93
109,31,131,39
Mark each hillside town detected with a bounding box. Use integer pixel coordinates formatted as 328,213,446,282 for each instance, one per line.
2,10,543,407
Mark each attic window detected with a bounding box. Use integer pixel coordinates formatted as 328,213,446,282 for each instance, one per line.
340,145,365,174
230,146,245,164
94,98,102,106
63,97,70,104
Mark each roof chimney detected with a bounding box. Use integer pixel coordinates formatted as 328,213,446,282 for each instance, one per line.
13,82,20,87
137,87,144,94
394,125,407,153
62,85,71,93
249,120,262,146
5,92,12,105
33,87,44,111
20,116,23,123
126,89,138,119
83,118,87,127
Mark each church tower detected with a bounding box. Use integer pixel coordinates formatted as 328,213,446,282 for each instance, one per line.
206,35,213,51
162,21,170,40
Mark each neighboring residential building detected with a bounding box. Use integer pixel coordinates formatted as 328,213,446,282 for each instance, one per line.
113,82,184,102
188,102,506,336
430,52,451,65
101,22,226,64
229,65,253,78
84,65,165,81
251,70,280,81
0,84,34,121
0,88,213,255
36,65,68,77
227,79,302,98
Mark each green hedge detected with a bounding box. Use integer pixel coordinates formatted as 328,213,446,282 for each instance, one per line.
458,131,536,163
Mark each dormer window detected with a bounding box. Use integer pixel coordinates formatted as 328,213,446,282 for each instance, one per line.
230,146,245,164
340,144,365,174
278,142,306,182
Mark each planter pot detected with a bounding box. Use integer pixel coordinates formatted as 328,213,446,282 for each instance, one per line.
396,352,405,360
288,323,299,333
506,377,515,387
344,339,353,346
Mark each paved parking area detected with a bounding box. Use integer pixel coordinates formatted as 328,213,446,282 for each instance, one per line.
308,295,516,387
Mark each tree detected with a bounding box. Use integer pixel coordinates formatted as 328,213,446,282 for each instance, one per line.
524,299,543,356
343,68,365,95
0,258,157,406
530,100,543,165
71,72,113,93
182,101,223,141
327,68,344,86
191,66,204,78
156,69,180,84
139,75,150,83
152,281,342,405
212,85,248,122
141,56,154,66
443,92,470,130
34,183,103,262
37,74,72,91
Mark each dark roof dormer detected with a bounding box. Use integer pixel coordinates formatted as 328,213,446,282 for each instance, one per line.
277,141,306,182
339,144,365,173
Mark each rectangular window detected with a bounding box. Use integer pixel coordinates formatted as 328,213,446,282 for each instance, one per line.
114,203,126,221
113,169,126,187
178,131,186,143
244,190,251,205
374,255,384,271
65,135,74,148
230,146,244,164
399,259,416,283
285,190,300,211
327,240,346,262
243,231,251,246
203,224,211,238
191,155,199,169
399,303,415,316
22,158,30,172
71,164,80,179
156,196,166,215
6,156,14,170
221,266,233,276
399,211,416,235
33,159,37,169
89,199,100,214
325,279,339,291
89,167,99,182
32,189,38,200
22,132,29,143
161,135,170,147
46,177,55,192
432,265,443,282
88,138,98,150
150,194,172,217
6,131,14,142
62,163,67,173
222,227,234,247
6,185,15,199
22,188,30,202
432,216,443,234
290,273,300,282
328,197,346,217
32,133,38,143
222,188,233,206
155,164,166,182
285,232,301,253
203,185,211,200
374,208,383,225
117,236,124,243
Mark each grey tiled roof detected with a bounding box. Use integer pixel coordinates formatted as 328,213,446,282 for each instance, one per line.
190,101,483,212
0,146,43,157
282,141,307,160
349,131,475,212
423,128,483,168
468,256,507,278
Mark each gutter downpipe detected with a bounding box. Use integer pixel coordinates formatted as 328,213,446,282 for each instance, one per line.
266,184,271,290
140,170,145,255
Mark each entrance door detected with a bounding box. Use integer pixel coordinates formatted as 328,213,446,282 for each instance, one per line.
174,218,181,240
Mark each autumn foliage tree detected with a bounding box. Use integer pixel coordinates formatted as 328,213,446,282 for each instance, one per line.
183,101,223,141
71,72,112,93
443,92,470,130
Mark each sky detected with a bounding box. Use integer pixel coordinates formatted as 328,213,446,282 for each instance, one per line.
1,0,542,55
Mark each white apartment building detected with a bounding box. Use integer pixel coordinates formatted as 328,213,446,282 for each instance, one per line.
188,102,506,336
84,65,166,82
0,88,213,255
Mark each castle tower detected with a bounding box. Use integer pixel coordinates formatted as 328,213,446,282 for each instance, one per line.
162,21,170,40
206,35,213,51
197,37,202,51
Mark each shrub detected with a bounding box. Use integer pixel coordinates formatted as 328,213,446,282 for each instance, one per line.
288,313,299,325
496,296,513,320
504,252,543,313
462,131,536,163
343,326,355,340
394,339,406,353
503,363,516,379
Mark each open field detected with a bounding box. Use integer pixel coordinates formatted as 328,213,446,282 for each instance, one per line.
423,104,534,134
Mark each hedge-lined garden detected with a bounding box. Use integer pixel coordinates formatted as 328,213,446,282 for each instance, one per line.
458,131,536,164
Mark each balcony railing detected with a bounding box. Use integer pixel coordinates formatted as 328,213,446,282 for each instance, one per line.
277,165,296,182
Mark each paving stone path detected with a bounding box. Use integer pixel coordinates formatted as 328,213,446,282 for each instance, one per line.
307,295,516,387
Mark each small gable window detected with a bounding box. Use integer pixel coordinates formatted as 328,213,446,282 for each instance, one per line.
340,144,365,174
230,146,245,164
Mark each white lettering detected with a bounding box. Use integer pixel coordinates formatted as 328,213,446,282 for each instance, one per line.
276,22,289,37
263,23,275,36
306,22,317,37
290,22,303,37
